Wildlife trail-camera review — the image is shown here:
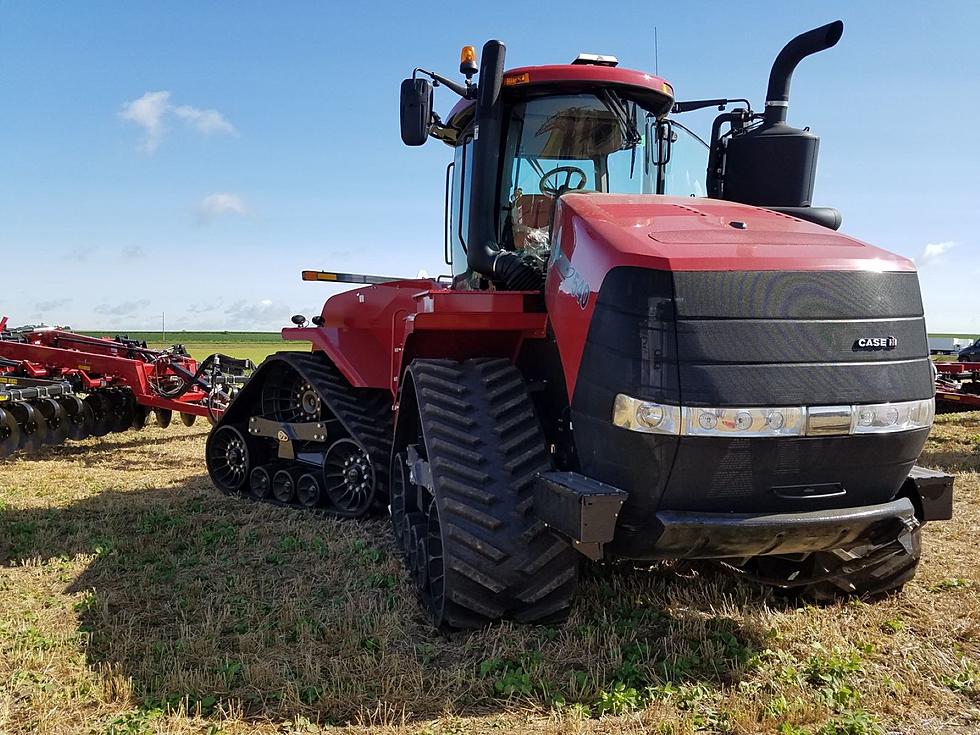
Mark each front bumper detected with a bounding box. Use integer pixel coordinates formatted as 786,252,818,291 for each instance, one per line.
653,498,915,559
535,465,953,560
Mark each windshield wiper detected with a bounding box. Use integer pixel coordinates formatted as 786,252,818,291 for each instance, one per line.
600,90,643,178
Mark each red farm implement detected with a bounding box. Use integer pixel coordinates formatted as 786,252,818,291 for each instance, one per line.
0,317,251,458
934,362,980,411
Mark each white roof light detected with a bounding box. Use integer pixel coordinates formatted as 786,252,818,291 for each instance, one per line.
571,53,619,67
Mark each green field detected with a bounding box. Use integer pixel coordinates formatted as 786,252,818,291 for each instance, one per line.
79,331,308,364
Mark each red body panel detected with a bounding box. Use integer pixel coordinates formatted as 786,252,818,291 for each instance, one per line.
545,193,917,398
447,64,673,124
287,194,918,406
283,281,546,396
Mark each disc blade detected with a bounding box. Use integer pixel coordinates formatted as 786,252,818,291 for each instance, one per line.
154,408,172,429
10,401,47,453
84,393,113,438
57,395,92,441
132,404,150,430
0,406,20,458
180,412,196,427
108,391,135,433
34,398,69,446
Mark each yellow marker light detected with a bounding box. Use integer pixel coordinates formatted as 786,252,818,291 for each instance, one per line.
302,270,337,282
504,72,530,87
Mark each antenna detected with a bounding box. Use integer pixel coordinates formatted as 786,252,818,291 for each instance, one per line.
654,26,659,76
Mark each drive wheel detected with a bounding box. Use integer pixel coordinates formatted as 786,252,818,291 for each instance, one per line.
84,393,113,437
401,358,579,630
206,425,251,492
0,407,20,458
58,395,93,441
34,398,69,445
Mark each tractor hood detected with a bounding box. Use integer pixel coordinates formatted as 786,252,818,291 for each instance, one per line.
554,193,915,273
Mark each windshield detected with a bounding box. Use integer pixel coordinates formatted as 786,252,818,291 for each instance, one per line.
499,92,707,259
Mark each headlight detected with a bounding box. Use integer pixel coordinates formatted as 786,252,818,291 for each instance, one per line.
612,394,681,435
851,398,935,434
684,406,805,437
612,394,934,437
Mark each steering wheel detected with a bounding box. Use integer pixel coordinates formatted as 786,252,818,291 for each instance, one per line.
539,166,588,197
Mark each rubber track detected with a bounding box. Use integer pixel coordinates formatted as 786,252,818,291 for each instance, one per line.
216,351,393,508
410,358,578,628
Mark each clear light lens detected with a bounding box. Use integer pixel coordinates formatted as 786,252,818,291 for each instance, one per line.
612,394,681,435
636,402,665,428
612,396,933,437
851,399,934,434
685,406,805,437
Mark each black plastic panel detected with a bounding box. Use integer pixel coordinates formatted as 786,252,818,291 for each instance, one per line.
659,428,930,514
672,271,924,319
680,359,934,406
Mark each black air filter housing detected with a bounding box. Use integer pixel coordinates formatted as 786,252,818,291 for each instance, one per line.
723,121,819,207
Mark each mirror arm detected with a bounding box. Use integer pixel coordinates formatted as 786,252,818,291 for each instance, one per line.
414,67,476,99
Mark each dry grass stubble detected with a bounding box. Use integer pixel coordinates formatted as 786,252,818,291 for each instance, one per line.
0,412,978,734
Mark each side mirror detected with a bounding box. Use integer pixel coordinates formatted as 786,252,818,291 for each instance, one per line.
400,78,434,146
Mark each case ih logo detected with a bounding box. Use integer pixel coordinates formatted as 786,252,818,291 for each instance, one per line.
854,336,897,350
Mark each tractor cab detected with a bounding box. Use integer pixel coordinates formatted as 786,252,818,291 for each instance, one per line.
433,60,710,282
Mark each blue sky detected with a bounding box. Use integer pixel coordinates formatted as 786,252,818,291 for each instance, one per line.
1,1,977,332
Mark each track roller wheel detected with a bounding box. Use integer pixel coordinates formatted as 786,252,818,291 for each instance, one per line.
8,401,48,453
205,425,251,493
180,413,196,427
33,398,69,446
389,451,409,549
132,405,150,430
58,395,93,441
249,465,273,499
0,407,21,458
84,393,113,437
154,408,173,429
296,472,323,508
401,359,579,630
322,438,375,517
272,468,297,503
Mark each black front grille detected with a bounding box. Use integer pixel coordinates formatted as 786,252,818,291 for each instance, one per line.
570,266,933,541
671,270,933,406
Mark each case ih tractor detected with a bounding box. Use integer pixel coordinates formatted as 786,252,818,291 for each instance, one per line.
206,21,954,629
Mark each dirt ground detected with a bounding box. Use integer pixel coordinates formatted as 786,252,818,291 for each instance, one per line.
0,413,978,734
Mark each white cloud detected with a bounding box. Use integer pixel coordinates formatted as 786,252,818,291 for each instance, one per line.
196,193,248,224
120,91,236,153
119,91,172,153
223,299,289,330
121,244,146,260
915,240,957,267
172,105,236,135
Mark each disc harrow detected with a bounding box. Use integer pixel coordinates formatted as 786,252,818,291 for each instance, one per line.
0,319,252,459
206,351,393,519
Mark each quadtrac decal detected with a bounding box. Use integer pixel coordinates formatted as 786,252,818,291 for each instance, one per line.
549,248,592,309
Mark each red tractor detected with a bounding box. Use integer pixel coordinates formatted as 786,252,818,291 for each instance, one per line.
206,22,953,629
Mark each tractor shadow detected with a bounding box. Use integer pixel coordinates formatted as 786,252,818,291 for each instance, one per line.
0,478,781,727
14,430,203,462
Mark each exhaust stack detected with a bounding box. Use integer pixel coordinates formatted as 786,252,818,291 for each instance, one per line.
764,20,843,124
